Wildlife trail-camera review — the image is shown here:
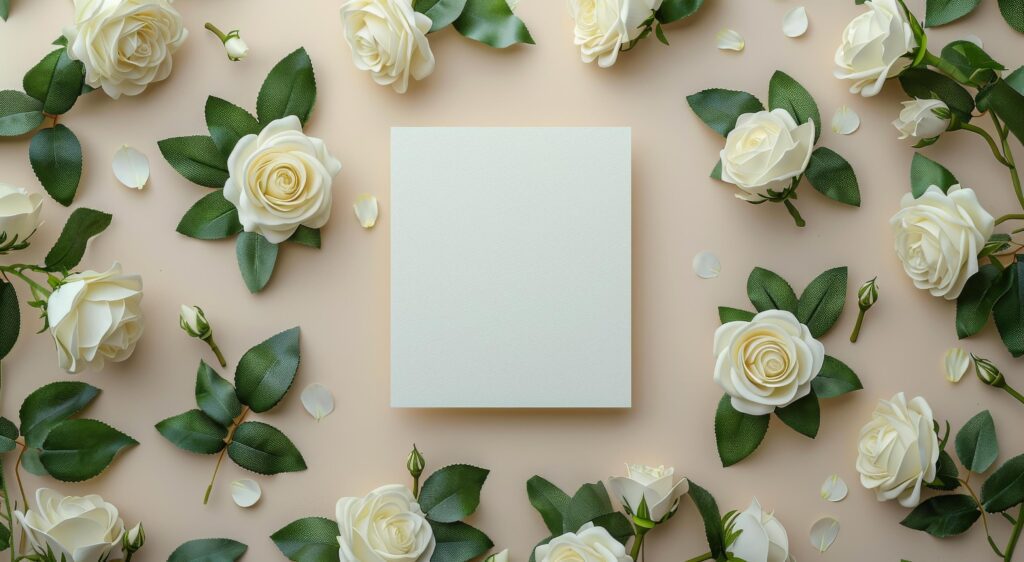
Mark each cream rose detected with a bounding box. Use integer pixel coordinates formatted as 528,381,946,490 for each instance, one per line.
857,392,939,508
608,464,688,521
713,309,825,416
0,183,43,249
223,115,342,244
47,263,144,374
63,0,187,99
891,185,994,300
340,0,435,94
336,484,435,562
15,488,128,562
834,0,915,97
534,523,631,562
725,499,793,562
720,109,815,202
894,99,950,140
568,0,663,68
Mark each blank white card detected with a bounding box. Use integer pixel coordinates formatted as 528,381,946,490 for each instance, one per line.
390,128,631,408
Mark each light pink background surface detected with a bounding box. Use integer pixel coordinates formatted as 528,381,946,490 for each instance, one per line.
2,0,1023,560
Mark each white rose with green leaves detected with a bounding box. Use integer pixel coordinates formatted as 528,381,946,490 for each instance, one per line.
0,183,43,249
893,99,950,140
720,109,815,201
833,0,915,97
608,464,688,521
340,0,435,94
534,523,631,562
725,498,793,562
336,484,434,562
568,0,664,68
15,488,128,562
856,392,939,507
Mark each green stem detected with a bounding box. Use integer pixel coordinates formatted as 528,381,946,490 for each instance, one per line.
1002,382,1024,407
993,115,1024,212
922,50,973,85
782,199,806,228
203,336,227,368
204,22,229,42
1005,504,1024,562
961,123,1013,168
997,215,1024,226
961,478,1004,557
629,529,647,561
0,266,50,299
850,309,866,342
412,475,420,499
683,553,713,562
204,407,249,504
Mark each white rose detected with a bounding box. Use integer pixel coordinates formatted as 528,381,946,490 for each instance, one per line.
608,464,688,521
340,0,435,94
223,115,342,244
834,0,915,97
179,304,211,339
336,484,435,562
0,183,43,248
64,0,187,99
225,36,249,61
713,309,825,416
47,263,144,374
857,392,939,507
725,498,793,562
534,523,631,562
894,99,950,140
568,0,664,68
15,488,127,562
891,185,994,300
720,109,815,202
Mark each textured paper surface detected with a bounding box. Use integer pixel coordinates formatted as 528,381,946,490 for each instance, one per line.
391,127,632,407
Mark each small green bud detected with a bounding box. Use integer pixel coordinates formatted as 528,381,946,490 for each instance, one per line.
123,522,145,553
406,444,425,479
858,278,878,311
179,304,212,340
972,354,1005,387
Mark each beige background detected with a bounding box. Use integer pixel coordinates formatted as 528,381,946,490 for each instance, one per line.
2,0,1023,560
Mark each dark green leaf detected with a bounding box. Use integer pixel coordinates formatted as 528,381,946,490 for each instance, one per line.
940,41,1005,87
804,147,860,206
999,0,1024,32
688,481,727,559
955,410,999,473
957,264,1012,338
987,80,1024,153
686,89,764,137
718,306,755,323
236,232,279,293
158,135,229,188
30,124,81,206
993,258,1024,357
43,208,111,271
564,482,616,533
527,475,570,535
768,70,821,142
811,355,863,398
589,512,634,545
925,0,981,27
19,381,99,448
0,280,19,361
797,266,848,337
155,409,227,455
775,392,820,438
430,521,494,562
20,448,46,476
899,67,975,121
196,361,241,427
453,0,534,48
0,416,18,453
983,454,1024,512
0,0,9,21
419,464,489,523
39,419,137,482
746,267,797,313
0,90,44,137
710,159,722,180
1007,67,1024,95
177,191,242,240
169,538,248,562
910,153,957,198
206,96,260,158
415,0,469,31
257,48,316,126
23,48,84,115
234,326,300,413
287,226,321,249
656,0,704,23
271,517,340,562
227,421,306,475
901,494,980,537
715,394,769,467
928,450,962,491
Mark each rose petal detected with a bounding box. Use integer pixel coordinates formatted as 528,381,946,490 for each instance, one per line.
693,251,721,279
301,383,335,421
820,474,848,502
831,105,861,135
231,479,261,508
809,517,840,552
783,7,808,38
716,28,744,52
944,347,970,383
353,194,379,229
112,145,150,189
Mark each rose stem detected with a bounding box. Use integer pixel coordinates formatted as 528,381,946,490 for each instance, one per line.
1004,505,1024,562
850,309,866,342
683,553,713,562
204,336,227,368
204,407,249,504
991,115,1024,212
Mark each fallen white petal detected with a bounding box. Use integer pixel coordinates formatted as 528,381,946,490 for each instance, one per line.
353,194,379,229
301,383,335,421
112,145,149,189
810,517,840,552
715,28,744,52
783,6,808,38
692,251,721,279
831,105,861,135
231,479,261,508
963,34,983,48
820,474,848,502
945,347,970,383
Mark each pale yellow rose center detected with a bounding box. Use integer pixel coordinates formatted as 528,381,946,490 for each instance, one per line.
247,150,312,213
739,330,793,386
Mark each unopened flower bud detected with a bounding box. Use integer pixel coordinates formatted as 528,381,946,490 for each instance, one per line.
179,304,212,340
406,444,425,479
858,278,878,310
972,354,1005,387
224,32,249,61
123,522,145,553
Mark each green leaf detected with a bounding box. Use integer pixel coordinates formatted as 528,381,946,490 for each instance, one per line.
797,266,848,337
155,409,227,455
986,80,1024,153
196,361,242,427
287,226,321,249
43,207,111,271
177,191,242,240
453,0,534,48
957,264,1014,338
899,67,975,121
928,450,962,491
23,48,84,115
236,232,279,293
0,281,19,361
993,258,1024,357
941,41,1005,87
804,147,860,206
910,153,957,198
39,419,137,482
234,326,300,413
688,481,727,559
158,135,229,188
418,464,489,523
0,416,19,453
0,90,44,137
999,0,1024,32
715,394,769,467
0,0,9,21
718,306,755,323
1007,67,1024,95
982,454,1024,512
429,521,494,562
527,475,570,535
925,0,981,27
271,517,341,562
257,48,316,126
775,392,820,438
656,0,705,23
564,482,616,533
589,512,634,545
415,0,469,31
710,159,722,180
955,410,999,473
768,70,821,142
227,421,307,475
746,267,797,313
811,355,863,398
169,538,248,562
19,381,99,448
206,96,260,158
30,124,81,206
686,89,764,137
901,494,981,537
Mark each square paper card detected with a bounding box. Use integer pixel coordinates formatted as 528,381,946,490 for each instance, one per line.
391,127,632,408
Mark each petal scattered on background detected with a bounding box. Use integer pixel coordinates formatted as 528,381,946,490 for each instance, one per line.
112,145,150,189
831,105,861,135
354,194,379,229
716,29,745,52
783,7,809,38
231,479,261,508
692,251,722,279
810,517,840,552
820,474,848,502
945,347,970,383
301,383,335,421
